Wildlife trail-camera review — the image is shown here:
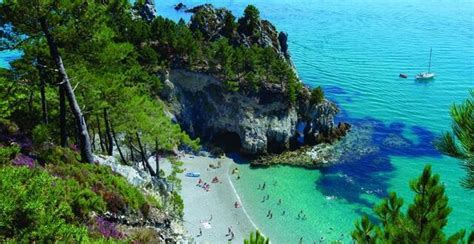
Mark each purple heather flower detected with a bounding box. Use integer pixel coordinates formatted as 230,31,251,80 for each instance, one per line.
95,217,125,239
12,154,35,168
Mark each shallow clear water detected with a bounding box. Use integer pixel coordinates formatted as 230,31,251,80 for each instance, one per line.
2,0,473,242
155,0,474,242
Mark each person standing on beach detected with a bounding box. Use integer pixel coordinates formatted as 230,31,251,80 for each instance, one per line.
198,228,202,237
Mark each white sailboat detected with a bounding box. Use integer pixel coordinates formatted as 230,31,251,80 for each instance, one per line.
416,48,435,80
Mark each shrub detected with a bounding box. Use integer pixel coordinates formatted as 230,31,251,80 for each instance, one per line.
310,86,324,105
93,217,125,240
169,191,184,218
131,228,159,243
37,145,79,165
0,145,20,165
45,161,148,215
32,124,53,145
12,154,35,168
0,166,90,242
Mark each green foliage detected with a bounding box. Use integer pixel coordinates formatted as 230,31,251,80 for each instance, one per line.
45,160,148,215
351,165,467,243
0,166,90,242
0,145,20,165
169,191,184,218
436,91,474,189
222,12,237,38
32,124,53,145
310,86,325,105
239,5,261,35
244,230,269,244
37,145,79,165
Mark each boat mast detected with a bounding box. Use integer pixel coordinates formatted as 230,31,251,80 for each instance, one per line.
428,48,432,73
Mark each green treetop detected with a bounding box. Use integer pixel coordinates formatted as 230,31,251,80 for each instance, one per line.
436,91,474,189
352,165,470,243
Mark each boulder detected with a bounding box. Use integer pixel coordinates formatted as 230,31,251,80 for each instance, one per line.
174,2,187,11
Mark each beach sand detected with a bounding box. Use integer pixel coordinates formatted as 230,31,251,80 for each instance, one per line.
177,154,257,243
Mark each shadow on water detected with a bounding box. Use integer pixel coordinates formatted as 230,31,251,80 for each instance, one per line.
315,91,442,209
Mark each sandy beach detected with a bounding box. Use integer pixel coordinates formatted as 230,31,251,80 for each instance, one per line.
177,154,257,243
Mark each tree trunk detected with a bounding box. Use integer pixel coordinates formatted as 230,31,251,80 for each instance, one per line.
96,114,106,153
155,139,160,179
128,137,135,162
90,125,96,152
37,60,48,124
136,132,156,176
41,17,93,163
59,85,68,147
103,108,113,156
111,123,126,164
28,90,34,113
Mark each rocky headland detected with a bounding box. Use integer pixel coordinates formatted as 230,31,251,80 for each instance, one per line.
161,4,351,167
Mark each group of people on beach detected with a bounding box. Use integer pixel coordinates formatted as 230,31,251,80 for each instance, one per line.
196,178,211,191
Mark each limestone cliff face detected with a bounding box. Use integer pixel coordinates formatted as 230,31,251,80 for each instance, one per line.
165,70,297,155
163,70,349,155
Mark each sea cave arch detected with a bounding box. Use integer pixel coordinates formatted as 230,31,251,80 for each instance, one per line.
211,130,242,153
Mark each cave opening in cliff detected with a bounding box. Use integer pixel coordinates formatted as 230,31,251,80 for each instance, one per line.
211,131,242,152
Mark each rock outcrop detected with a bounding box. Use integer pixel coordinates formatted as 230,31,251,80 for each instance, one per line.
138,0,157,22
160,4,350,157
187,4,292,62
174,3,187,11
163,70,349,156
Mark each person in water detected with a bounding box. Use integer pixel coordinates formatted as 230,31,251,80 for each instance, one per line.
278,199,282,205
282,210,286,216
262,182,266,190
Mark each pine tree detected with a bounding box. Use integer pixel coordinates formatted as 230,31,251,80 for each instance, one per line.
352,165,467,243
244,230,269,244
436,92,474,189
0,0,98,162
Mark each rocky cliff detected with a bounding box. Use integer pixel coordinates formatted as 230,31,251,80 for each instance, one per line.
158,4,350,158
162,70,349,156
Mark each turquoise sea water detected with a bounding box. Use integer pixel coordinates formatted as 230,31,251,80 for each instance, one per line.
1,0,472,242
155,0,474,242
